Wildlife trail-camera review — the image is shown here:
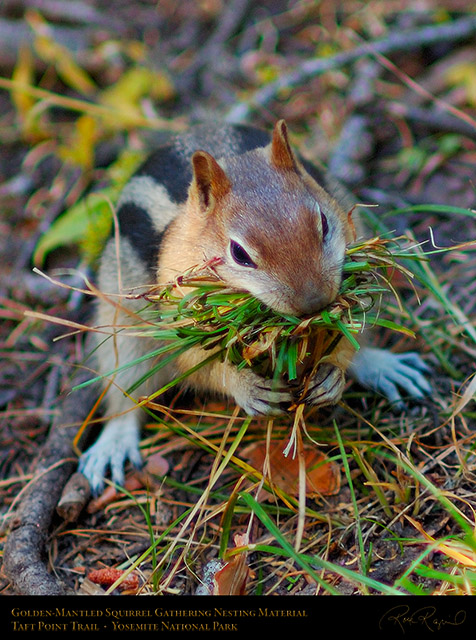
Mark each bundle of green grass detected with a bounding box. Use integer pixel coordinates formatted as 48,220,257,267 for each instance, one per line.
134,235,418,402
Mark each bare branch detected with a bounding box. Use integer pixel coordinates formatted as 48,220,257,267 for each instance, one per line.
226,15,476,122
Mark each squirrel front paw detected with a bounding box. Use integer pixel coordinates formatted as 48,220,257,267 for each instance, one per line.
231,368,293,415
303,362,346,408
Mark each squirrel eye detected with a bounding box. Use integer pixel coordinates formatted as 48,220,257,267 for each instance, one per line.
321,212,329,239
230,240,257,268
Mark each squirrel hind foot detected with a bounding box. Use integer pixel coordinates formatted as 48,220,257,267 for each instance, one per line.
348,346,432,408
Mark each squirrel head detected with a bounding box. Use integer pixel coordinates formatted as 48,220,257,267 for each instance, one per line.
187,120,352,316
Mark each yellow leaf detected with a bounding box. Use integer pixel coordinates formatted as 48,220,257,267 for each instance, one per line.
58,114,97,169
151,71,175,102
11,46,35,118
98,67,175,128
11,46,50,141
26,10,96,96
445,62,476,106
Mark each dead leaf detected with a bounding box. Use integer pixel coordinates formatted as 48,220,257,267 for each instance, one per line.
242,326,281,362
242,439,340,498
197,534,250,595
213,555,250,595
451,373,476,418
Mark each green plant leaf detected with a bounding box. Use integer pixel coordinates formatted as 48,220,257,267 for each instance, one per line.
33,188,115,266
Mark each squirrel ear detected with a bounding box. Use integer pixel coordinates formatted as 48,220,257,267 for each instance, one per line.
191,150,231,212
271,120,297,171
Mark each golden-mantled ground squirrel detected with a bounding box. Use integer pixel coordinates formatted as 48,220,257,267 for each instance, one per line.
79,120,430,493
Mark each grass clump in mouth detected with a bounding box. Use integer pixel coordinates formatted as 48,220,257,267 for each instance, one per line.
132,234,420,404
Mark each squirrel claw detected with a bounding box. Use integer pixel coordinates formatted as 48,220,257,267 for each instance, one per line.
304,363,345,408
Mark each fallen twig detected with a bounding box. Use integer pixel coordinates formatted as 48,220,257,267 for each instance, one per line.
226,15,476,122
3,365,97,595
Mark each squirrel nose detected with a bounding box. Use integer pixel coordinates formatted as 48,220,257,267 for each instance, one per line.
296,284,336,315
